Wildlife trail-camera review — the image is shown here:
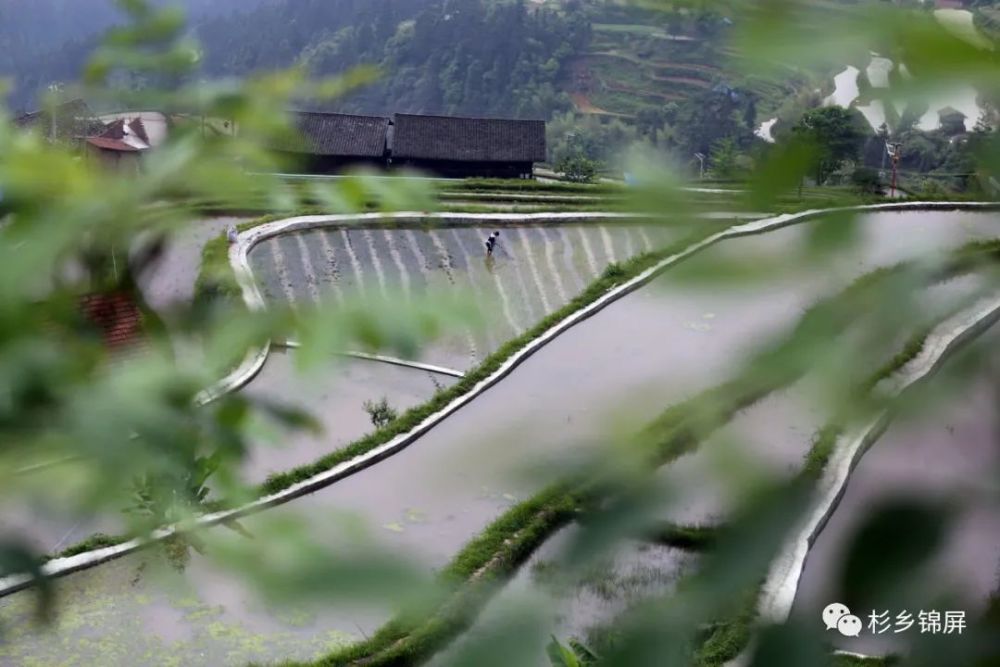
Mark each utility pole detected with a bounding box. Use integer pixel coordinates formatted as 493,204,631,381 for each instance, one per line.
694,152,706,180
887,142,902,198
47,83,63,143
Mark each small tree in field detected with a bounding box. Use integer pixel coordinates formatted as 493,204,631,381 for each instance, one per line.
710,137,740,179
556,153,599,183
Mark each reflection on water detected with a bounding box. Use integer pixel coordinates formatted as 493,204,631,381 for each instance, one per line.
3,211,998,665
793,350,1000,656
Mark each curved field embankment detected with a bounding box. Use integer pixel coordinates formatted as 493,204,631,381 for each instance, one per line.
0,205,995,667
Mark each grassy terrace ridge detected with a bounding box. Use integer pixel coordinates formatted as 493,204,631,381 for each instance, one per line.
51,215,728,563
691,258,1000,665
45,204,988,566
288,239,1000,667
189,177,901,217
38,206,993,638
248,219,728,499
588,294,998,666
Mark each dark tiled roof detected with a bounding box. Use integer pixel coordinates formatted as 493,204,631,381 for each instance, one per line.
284,111,390,157
78,293,145,351
391,114,546,163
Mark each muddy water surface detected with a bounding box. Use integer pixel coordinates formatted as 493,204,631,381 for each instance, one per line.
429,525,693,666
793,354,1000,656
240,350,455,483
2,211,996,665
248,223,674,370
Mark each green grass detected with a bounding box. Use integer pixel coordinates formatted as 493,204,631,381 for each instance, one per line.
693,590,759,666
832,655,898,666
46,533,123,561
645,522,720,551
593,22,673,36
447,179,626,195
251,224,728,498
295,486,579,666
688,244,1000,664
292,231,988,667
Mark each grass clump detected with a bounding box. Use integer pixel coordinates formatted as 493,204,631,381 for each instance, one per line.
302,485,579,667
363,397,398,430
645,522,720,551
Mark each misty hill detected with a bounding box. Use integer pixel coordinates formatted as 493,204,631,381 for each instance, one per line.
4,0,801,119
0,0,271,110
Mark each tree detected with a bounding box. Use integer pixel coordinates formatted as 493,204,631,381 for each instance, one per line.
674,86,758,158
850,166,883,195
636,107,666,146
710,137,740,179
556,153,598,183
792,106,869,184
0,0,450,618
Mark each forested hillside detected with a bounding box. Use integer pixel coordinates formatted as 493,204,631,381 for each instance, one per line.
0,0,270,110
5,0,994,191
196,0,592,119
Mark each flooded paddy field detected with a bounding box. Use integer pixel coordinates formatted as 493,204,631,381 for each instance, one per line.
247,223,674,370
652,270,995,528
239,349,456,483
429,525,694,666
0,545,367,667
1,210,996,665
792,343,1000,657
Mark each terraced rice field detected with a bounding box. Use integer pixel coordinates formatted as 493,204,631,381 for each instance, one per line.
1,210,995,667
247,223,674,370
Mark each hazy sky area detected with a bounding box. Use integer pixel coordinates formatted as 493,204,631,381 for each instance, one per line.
0,0,273,109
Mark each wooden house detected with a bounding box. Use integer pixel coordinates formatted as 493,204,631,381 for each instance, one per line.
278,111,390,174
389,113,546,179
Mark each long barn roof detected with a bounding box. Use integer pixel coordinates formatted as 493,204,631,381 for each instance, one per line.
286,111,390,158
391,113,546,163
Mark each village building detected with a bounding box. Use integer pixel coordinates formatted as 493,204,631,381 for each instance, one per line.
83,117,153,174
276,111,390,174
283,110,546,179
97,111,170,147
389,113,546,179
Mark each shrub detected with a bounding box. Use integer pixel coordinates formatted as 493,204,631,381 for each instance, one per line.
363,397,398,429
850,166,883,195
556,154,599,183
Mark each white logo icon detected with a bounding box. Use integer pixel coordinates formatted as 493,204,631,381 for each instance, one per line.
837,614,863,637
822,602,851,631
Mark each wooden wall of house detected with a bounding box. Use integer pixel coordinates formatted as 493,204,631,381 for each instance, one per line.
391,159,534,179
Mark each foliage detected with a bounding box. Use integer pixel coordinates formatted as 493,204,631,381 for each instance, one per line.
557,153,600,183
792,106,869,185
709,138,740,180
283,231,1000,667
674,86,759,158
0,0,450,625
199,0,589,119
548,636,598,666
850,166,883,195
1,2,999,667
363,397,398,430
